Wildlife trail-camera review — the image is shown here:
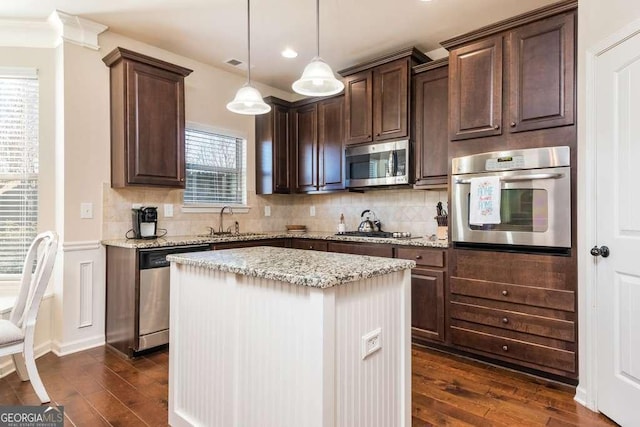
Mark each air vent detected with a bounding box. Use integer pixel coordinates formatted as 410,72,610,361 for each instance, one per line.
225,58,243,67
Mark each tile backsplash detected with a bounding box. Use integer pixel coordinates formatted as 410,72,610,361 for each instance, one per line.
102,182,448,240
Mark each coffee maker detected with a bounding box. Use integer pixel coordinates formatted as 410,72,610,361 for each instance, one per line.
132,207,158,239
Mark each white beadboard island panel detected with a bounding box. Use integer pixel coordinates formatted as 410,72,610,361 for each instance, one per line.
168,247,412,427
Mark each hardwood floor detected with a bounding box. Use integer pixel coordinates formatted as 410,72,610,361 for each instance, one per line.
0,345,617,426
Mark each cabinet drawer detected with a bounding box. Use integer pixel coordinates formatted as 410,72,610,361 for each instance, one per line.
327,242,393,258
450,277,574,312
396,247,444,268
450,302,575,342
291,239,328,251
451,327,575,373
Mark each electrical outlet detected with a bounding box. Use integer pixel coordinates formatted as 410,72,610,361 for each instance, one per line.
164,203,174,218
132,203,142,209
361,328,382,360
80,202,93,219
310,205,316,217
264,206,271,217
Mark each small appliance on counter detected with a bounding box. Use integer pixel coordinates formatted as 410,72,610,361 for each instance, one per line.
131,207,158,239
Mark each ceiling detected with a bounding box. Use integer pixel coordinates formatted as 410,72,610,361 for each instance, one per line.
1,0,558,93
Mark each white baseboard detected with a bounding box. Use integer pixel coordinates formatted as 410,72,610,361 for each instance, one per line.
574,385,597,411
51,335,105,357
0,340,52,378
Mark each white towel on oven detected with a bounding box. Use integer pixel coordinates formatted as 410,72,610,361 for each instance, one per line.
469,176,501,225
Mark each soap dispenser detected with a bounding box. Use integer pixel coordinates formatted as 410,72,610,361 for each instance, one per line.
338,213,346,234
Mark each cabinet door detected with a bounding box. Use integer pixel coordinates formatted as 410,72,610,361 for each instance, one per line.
273,104,292,193
291,239,328,251
293,104,318,192
344,70,373,145
373,59,409,141
126,61,185,186
318,96,345,191
414,65,449,186
508,12,575,133
412,268,445,343
449,36,503,141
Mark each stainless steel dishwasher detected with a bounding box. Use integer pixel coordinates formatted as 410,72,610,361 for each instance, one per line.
138,244,210,351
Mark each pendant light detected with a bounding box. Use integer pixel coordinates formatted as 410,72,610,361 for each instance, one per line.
292,0,344,97
227,0,271,115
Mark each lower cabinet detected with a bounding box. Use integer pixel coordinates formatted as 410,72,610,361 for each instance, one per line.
327,241,393,258
449,248,577,380
291,239,328,251
411,269,445,343
210,239,287,250
395,247,447,344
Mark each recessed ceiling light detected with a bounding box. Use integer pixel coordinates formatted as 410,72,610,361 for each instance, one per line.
281,48,298,58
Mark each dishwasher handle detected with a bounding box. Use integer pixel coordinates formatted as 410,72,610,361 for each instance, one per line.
139,245,210,269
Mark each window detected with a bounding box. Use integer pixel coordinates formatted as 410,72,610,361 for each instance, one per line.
0,68,39,277
184,125,246,206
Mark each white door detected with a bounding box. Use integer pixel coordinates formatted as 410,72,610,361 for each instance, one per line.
594,30,640,426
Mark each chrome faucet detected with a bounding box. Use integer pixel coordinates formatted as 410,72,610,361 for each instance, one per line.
219,206,233,233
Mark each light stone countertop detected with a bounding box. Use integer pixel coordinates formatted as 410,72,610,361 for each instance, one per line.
167,246,416,288
101,231,449,249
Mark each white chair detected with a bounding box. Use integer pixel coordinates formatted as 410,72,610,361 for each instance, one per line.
0,231,58,404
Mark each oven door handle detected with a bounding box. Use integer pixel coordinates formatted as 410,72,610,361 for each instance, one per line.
454,172,565,184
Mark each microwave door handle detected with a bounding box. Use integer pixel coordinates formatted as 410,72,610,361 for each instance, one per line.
388,151,398,176
454,172,565,185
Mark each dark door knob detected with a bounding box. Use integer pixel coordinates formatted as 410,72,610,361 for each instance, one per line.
590,245,610,258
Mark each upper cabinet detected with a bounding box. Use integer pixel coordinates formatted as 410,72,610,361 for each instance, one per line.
103,47,192,188
443,0,577,151
256,97,293,195
293,96,345,193
255,95,345,195
449,37,503,141
413,59,449,187
339,48,430,146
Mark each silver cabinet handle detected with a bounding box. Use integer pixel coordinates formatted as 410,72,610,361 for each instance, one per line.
454,172,564,185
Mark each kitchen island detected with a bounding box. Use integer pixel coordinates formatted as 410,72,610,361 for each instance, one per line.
167,247,415,427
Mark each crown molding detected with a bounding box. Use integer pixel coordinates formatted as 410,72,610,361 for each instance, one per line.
48,10,108,50
0,11,107,50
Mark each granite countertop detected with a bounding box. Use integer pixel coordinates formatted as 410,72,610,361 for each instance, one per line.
167,246,416,288
101,232,449,249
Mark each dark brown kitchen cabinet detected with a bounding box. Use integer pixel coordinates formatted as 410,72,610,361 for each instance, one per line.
327,241,393,258
411,269,445,342
103,47,192,188
318,97,345,191
448,247,577,379
343,71,373,145
396,247,447,343
413,59,449,187
449,36,503,141
508,12,575,133
444,2,576,149
293,104,318,192
293,96,345,193
339,48,430,146
291,239,328,251
255,97,293,194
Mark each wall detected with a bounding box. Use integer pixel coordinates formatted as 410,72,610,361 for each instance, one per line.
576,0,640,410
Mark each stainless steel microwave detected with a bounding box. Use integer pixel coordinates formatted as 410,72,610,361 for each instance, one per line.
345,139,410,188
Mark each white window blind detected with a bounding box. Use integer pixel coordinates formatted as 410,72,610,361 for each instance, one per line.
184,127,246,205
0,69,39,276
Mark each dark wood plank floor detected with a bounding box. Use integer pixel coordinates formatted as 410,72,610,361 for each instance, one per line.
0,345,617,426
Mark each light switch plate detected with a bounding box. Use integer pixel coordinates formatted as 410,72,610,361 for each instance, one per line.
310,206,316,217
132,203,142,209
264,206,271,217
164,203,174,218
80,202,93,219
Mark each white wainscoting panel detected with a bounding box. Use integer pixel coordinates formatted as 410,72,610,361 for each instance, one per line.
52,241,105,356
169,264,411,427
78,261,93,328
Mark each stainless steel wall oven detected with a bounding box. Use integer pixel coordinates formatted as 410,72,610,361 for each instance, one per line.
451,146,571,251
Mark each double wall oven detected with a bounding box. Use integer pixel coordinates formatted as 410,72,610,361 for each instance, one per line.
451,146,571,252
